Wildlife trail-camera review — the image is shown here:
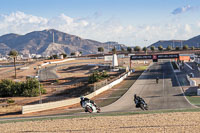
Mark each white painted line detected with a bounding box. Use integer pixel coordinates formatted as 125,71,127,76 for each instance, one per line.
184,62,193,70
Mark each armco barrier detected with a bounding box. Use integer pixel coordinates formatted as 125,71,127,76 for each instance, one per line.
22,71,132,114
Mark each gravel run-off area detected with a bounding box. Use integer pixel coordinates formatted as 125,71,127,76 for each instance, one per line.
1,112,200,133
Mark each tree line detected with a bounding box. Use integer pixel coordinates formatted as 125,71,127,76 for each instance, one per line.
98,44,194,54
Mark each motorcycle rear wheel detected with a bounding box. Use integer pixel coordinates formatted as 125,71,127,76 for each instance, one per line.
97,107,101,113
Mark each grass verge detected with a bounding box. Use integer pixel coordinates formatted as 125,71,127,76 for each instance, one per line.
186,96,200,106
1,108,200,124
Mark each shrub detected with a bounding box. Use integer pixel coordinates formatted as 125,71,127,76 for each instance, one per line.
21,78,46,97
0,78,46,97
55,79,60,83
7,99,15,104
0,79,16,97
88,71,108,83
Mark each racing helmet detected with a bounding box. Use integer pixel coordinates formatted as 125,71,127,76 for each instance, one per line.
80,96,84,101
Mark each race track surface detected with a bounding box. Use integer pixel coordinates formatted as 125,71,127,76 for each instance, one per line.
102,60,195,112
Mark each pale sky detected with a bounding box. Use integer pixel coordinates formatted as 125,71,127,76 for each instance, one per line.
0,0,200,47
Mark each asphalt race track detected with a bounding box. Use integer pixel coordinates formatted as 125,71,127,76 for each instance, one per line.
102,60,195,112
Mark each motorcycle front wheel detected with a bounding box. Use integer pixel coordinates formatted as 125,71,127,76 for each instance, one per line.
140,104,145,110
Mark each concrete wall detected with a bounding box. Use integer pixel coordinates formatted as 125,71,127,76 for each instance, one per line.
186,75,196,86
41,58,75,66
22,70,132,114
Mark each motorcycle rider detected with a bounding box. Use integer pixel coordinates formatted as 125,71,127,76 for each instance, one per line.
80,96,96,112
134,94,145,108
156,77,159,84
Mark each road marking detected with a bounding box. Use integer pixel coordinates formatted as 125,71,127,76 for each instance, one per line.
184,62,193,70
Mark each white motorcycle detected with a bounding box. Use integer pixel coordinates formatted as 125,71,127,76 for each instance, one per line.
82,101,100,113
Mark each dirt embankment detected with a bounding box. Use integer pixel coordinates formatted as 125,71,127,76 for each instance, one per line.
0,112,200,132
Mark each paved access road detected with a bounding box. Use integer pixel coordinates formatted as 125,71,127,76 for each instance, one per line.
102,60,195,112
38,62,96,81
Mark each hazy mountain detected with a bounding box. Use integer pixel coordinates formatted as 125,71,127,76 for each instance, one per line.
184,35,200,48
149,35,200,48
148,40,186,48
0,29,125,56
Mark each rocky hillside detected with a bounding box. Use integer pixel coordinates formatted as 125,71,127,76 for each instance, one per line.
0,29,125,56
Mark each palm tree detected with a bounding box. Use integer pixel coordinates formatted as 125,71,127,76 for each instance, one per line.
150,46,155,52
134,46,141,52
8,50,18,79
183,45,189,50
142,47,147,54
175,46,180,51
166,45,172,51
158,45,163,52
127,47,132,53
112,47,117,54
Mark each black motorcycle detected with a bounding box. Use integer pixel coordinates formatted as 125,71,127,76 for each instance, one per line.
134,96,148,110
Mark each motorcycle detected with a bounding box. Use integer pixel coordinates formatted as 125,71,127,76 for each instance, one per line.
156,77,159,84
139,100,148,110
135,98,148,110
82,102,101,113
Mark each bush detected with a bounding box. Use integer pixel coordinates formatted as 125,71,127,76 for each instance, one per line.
21,78,46,97
0,78,46,97
7,99,15,104
88,71,108,83
0,79,16,97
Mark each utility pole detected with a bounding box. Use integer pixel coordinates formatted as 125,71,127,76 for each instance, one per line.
37,66,42,104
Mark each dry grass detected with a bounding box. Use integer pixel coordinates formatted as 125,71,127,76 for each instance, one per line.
0,112,200,132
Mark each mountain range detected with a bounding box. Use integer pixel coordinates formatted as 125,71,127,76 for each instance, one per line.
0,29,125,56
149,35,200,48
1,29,200,56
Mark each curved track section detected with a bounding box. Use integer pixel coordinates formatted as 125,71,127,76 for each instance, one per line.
102,60,194,112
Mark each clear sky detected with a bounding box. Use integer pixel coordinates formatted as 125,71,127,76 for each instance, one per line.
1,0,200,47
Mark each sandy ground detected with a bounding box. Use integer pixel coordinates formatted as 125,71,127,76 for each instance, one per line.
0,112,200,132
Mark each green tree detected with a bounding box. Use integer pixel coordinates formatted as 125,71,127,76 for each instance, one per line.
8,50,18,79
70,52,75,56
0,78,46,97
88,71,108,83
112,47,117,54
127,47,132,53
98,47,104,53
150,46,155,52
191,46,195,50
158,45,163,51
166,45,172,51
52,54,58,59
134,46,141,52
142,47,147,52
183,45,189,50
175,46,180,51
